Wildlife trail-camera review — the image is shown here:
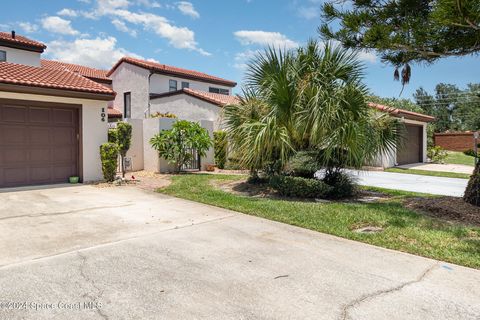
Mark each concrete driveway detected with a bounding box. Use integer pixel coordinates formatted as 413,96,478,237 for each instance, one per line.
348,170,469,196
0,185,479,320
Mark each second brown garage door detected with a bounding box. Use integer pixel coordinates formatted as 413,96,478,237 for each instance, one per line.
397,124,423,165
0,101,79,188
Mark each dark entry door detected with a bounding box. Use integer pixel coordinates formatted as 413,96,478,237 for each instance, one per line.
397,124,422,165
0,102,79,188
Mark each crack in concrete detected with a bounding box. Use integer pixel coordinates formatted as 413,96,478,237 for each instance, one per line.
0,204,134,222
340,261,439,320
77,252,109,320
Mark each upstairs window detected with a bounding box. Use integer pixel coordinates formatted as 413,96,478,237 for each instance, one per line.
181,81,189,89
169,80,178,92
0,51,6,62
124,92,131,118
209,87,229,95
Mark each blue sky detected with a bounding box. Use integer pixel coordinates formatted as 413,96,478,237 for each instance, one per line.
1,0,478,99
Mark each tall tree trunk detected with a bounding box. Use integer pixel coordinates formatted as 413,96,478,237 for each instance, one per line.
464,161,480,206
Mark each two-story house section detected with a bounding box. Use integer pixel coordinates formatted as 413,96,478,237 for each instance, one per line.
106,57,237,129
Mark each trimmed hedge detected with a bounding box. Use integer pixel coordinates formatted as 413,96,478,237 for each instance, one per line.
213,131,228,169
269,175,332,198
100,142,119,182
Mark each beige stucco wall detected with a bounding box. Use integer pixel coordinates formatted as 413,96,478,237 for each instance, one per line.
125,119,144,172
110,63,150,120
149,94,223,130
0,46,41,67
0,91,108,182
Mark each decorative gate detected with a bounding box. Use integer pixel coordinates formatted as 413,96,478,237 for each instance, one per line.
181,148,201,171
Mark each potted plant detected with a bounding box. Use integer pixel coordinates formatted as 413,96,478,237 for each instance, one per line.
69,176,79,184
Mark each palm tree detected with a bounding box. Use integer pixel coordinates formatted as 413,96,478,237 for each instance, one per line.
224,41,402,176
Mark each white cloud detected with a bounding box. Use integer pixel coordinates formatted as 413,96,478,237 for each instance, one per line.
177,1,199,19
58,8,78,17
234,30,299,49
113,9,210,55
41,16,79,35
234,49,259,70
45,36,142,69
111,19,137,37
18,22,38,33
297,6,319,20
136,0,161,8
75,0,208,55
356,50,377,63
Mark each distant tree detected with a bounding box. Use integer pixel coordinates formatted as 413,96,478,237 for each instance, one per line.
368,95,423,113
414,83,480,132
319,0,480,92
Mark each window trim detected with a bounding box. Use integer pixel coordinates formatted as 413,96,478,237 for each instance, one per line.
123,92,131,119
209,87,229,95
169,79,178,92
0,50,6,62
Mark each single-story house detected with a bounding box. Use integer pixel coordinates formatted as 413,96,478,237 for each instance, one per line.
0,31,114,188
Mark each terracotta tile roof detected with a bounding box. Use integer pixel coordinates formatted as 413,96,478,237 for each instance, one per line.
108,57,237,87
0,61,115,96
150,88,240,107
183,88,240,106
41,59,111,83
0,31,46,52
369,102,435,123
108,106,122,118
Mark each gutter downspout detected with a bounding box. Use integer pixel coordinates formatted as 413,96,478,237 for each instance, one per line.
144,71,154,118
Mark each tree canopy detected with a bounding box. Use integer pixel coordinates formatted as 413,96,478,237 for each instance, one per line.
319,0,480,89
414,83,480,132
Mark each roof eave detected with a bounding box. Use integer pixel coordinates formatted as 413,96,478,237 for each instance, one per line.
0,83,115,101
0,40,45,53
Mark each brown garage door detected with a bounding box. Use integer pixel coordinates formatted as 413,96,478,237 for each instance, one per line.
0,102,79,188
397,124,423,165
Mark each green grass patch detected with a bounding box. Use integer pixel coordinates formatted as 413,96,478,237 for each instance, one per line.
159,174,480,269
445,151,476,166
385,168,470,179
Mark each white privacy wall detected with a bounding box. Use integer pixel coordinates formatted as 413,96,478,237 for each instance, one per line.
0,46,41,66
149,94,223,130
110,63,150,119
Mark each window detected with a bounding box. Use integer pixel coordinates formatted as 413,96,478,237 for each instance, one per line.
181,81,189,89
169,79,178,92
0,51,6,62
124,92,131,118
209,87,229,95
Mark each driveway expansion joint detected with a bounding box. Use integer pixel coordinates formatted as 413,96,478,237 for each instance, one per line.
339,261,440,320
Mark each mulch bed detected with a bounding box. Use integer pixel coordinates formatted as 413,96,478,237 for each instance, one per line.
404,197,480,227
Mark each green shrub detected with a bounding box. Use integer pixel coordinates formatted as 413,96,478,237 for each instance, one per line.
100,143,119,182
284,151,319,178
427,146,448,163
108,128,118,143
213,131,228,169
322,171,358,199
269,175,332,198
464,149,477,157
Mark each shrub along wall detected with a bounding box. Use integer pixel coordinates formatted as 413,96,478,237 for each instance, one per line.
434,132,477,151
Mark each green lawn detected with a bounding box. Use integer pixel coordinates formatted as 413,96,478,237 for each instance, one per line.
385,168,471,179
159,174,480,269
445,151,476,166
